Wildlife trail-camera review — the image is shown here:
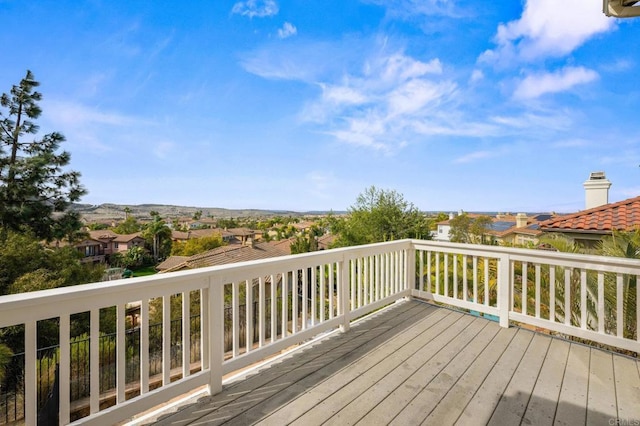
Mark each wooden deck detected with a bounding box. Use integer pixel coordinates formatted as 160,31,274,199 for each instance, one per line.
148,299,640,425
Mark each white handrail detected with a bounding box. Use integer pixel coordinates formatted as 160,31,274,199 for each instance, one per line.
0,239,638,425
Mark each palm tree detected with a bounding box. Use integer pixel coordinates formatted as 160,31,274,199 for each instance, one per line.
597,230,639,340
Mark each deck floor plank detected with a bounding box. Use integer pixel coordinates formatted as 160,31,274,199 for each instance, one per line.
317,312,475,426
353,317,489,426
487,333,552,426
454,328,534,426
237,306,457,425
587,349,618,425
321,312,478,426
145,300,640,426
153,301,430,425
260,309,461,426
421,325,518,425
521,338,571,426
612,354,640,422
387,320,501,425
554,343,590,426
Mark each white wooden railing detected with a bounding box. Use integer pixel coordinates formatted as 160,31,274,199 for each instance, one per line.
0,239,638,425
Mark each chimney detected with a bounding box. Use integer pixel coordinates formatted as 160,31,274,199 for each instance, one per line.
516,213,527,228
583,171,611,210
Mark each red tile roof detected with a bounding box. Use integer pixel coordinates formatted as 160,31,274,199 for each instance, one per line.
540,196,640,233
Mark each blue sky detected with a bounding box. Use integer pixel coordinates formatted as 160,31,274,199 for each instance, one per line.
1,1,639,213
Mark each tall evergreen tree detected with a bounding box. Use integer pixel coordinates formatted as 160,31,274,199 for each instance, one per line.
0,70,85,240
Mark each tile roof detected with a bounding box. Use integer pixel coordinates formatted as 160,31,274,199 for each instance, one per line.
539,195,640,233
160,241,289,273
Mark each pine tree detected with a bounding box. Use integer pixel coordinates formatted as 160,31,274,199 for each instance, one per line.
0,70,86,240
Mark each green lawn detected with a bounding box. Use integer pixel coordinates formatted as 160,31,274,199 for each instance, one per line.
132,266,158,277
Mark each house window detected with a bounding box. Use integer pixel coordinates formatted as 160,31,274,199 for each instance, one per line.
115,243,119,249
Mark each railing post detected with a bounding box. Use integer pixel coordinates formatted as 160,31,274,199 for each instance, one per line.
405,245,416,298
497,253,511,328
339,257,350,332
209,277,223,395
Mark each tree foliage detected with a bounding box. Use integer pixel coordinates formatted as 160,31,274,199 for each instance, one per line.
142,211,171,262
449,213,493,244
0,230,104,295
171,233,225,256
331,186,431,247
0,70,85,240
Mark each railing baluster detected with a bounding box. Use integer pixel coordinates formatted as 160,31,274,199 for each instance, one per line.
270,274,276,343
484,258,489,306
453,255,458,299
59,315,70,424
522,262,528,316
597,272,604,333
311,267,316,326
357,258,363,308
550,267,556,322
564,268,571,326
329,263,335,319
182,291,191,376
302,268,308,330
281,272,288,338
25,321,36,425
117,303,126,402
427,251,432,292
473,256,478,304
320,265,326,322
435,252,440,296
292,271,298,334
141,298,150,393
463,255,468,302
535,264,541,319
580,269,587,330
617,273,623,338
163,296,171,385
246,279,253,353
376,253,382,300
232,282,240,356
419,250,424,292
90,308,100,413
444,254,449,298
259,276,266,347
350,260,355,311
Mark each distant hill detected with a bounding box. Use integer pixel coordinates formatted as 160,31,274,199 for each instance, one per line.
71,203,342,222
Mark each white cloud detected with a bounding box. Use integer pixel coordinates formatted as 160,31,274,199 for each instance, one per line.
278,22,297,39
153,141,175,160
514,66,599,99
469,69,484,83
231,0,279,18
453,150,495,164
363,0,467,18
481,0,614,65
43,100,141,127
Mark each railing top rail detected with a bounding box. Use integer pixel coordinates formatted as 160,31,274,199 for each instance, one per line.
411,239,640,271
0,239,412,325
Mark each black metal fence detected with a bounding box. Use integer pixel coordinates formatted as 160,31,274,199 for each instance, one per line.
0,298,288,425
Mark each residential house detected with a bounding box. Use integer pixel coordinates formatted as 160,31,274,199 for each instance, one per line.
157,239,289,273
539,195,640,248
